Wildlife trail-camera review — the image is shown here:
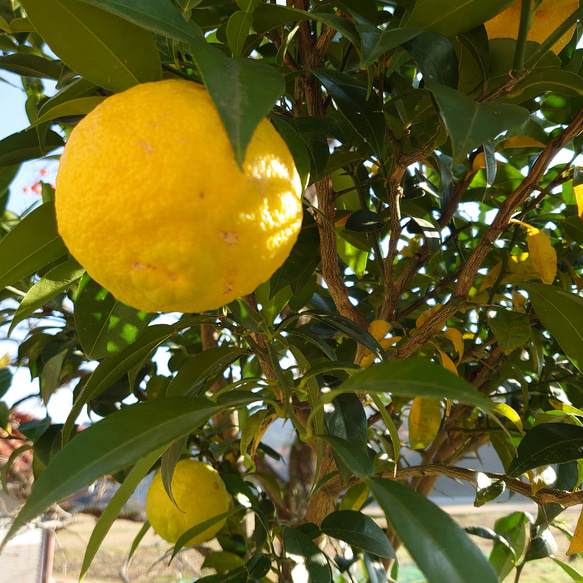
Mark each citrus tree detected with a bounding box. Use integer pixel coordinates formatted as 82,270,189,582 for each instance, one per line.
2,0,583,581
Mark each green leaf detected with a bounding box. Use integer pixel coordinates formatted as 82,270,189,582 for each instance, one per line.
62,324,176,443
1,396,226,548
194,49,285,167
367,478,499,583
429,84,529,164
552,558,583,582
525,283,583,372
563,216,583,244
226,10,253,58
74,274,152,360
0,129,63,167
0,201,67,289
321,510,395,559
407,0,516,38
9,258,85,336
489,512,530,580
507,69,583,103
317,435,374,479
0,369,12,400
78,0,199,42
331,359,492,410
31,96,105,127
269,221,320,298
312,70,385,159
20,0,161,92
80,449,161,579
166,347,247,397
306,311,386,362
284,526,332,583
507,424,583,478
403,31,459,88
325,393,368,485
345,209,384,233
487,309,531,355
0,54,62,79
352,13,421,69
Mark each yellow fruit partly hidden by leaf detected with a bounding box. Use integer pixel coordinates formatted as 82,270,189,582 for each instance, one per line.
146,459,231,546
56,79,303,313
484,0,578,54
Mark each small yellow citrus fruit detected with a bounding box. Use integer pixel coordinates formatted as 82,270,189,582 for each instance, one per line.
146,459,231,546
484,0,578,54
56,79,303,313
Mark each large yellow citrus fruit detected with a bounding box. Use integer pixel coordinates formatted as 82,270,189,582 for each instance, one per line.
484,0,578,54
146,459,231,546
56,79,303,313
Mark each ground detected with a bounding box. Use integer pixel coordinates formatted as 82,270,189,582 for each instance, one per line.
48,502,583,583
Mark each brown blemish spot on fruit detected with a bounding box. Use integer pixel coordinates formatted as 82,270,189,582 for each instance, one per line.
223,281,233,295
213,482,219,490
133,262,155,271
169,272,177,280
199,191,204,199
220,231,238,246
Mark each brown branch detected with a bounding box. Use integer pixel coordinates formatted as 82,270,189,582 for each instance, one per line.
395,106,583,360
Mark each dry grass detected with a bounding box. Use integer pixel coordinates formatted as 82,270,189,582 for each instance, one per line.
49,505,583,583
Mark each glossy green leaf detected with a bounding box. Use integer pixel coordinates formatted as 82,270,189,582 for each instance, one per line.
367,478,499,583
430,84,529,164
9,258,84,336
80,449,161,579
0,54,62,79
269,221,320,298
487,309,531,355
195,49,285,166
403,31,458,88
321,510,395,558
0,129,63,167
62,324,176,443
325,393,368,485
40,348,68,404
306,311,386,362
1,396,226,548
489,512,530,580
552,558,583,582
407,0,516,38
0,369,12,400
317,435,374,479
507,69,583,103
74,275,152,360
507,423,583,478
330,359,492,409
166,347,247,397
352,13,421,69
345,209,384,232
526,282,583,372
563,216,583,244
226,10,253,58
0,202,67,289
78,0,199,41
20,0,161,92
31,96,105,127
284,526,332,583
524,528,557,562
312,69,385,159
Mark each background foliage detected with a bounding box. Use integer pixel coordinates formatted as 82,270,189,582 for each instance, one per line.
2,0,583,581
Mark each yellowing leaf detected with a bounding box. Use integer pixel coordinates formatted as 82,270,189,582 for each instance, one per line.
368,319,392,341
339,482,370,511
492,402,524,435
502,135,546,149
409,397,442,450
443,328,464,363
472,151,486,170
0,353,10,368
527,227,557,285
478,253,540,292
435,347,458,376
567,506,583,555
250,413,277,460
549,398,583,417
511,290,526,313
527,465,556,495
575,183,583,218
